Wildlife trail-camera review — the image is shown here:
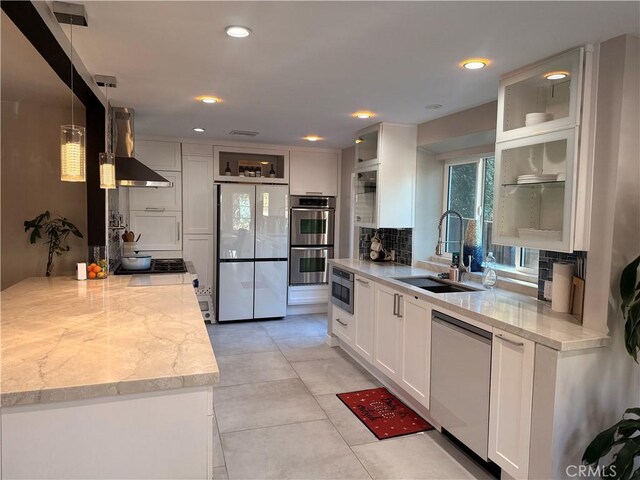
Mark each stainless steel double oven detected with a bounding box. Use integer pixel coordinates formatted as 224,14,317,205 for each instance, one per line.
289,196,335,285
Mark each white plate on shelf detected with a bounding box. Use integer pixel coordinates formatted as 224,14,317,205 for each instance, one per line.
517,228,562,241
517,174,557,184
525,112,554,126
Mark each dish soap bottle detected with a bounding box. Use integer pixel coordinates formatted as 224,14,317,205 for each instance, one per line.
482,252,497,289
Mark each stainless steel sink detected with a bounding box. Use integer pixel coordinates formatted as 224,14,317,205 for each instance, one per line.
393,276,483,294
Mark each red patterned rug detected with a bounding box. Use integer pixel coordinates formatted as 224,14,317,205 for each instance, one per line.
336,387,433,440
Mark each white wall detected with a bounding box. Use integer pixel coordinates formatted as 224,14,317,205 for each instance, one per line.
413,148,443,263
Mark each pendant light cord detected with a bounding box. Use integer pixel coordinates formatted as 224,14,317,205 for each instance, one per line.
104,83,109,154
70,18,74,126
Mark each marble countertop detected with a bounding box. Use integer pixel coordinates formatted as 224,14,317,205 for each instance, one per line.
330,259,610,352
1,276,219,407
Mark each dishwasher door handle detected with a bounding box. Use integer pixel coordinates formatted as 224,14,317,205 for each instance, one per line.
495,333,524,347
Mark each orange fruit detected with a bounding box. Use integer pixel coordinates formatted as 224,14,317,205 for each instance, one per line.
88,271,97,279
93,265,102,273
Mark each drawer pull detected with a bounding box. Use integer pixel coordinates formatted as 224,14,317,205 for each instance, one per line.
393,293,398,316
336,318,348,327
495,333,524,347
356,278,369,285
397,295,403,318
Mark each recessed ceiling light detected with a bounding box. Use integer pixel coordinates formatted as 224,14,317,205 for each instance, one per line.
424,104,443,110
544,71,569,80
304,135,322,142
193,127,205,133
460,58,489,70
355,137,364,144
352,111,375,119
199,96,220,104
225,25,251,38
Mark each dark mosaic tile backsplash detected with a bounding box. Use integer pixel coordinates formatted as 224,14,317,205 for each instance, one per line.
359,228,412,266
538,250,587,300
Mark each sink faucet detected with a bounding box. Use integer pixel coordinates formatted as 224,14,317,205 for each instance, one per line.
435,209,468,281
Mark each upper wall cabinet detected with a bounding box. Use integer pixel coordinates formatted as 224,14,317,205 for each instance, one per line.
493,46,596,252
290,150,338,197
496,48,584,142
135,140,182,171
213,146,289,184
354,123,417,229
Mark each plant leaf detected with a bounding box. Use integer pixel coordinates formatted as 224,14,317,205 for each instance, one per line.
611,437,640,480
621,255,640,309
583,421,622,464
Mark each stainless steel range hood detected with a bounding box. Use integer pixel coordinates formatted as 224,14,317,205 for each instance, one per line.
111,107,173,188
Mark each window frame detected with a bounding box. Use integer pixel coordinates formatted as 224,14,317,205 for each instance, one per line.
441,154,538,275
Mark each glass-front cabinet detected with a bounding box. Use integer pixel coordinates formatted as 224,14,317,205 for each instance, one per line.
355,124,380,168
354,167,378,228
213,146,289,184
494,129,577,252
497,48,584,142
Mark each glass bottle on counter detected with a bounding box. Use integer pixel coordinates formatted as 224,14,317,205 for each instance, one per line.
482,252,498,288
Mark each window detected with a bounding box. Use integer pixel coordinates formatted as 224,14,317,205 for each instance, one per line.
443,156,538,273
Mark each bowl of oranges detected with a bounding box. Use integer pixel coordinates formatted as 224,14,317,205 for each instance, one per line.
87,259,108,280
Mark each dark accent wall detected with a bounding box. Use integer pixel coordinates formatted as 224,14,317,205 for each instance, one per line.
538,250,587,300
2,1,106,246
359,228,413,266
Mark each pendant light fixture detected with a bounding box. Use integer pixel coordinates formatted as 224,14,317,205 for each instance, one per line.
96,75,117,189
54,2,88,182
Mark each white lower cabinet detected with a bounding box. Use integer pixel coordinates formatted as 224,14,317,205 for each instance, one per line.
488,328,535,480
130,211,182,251
353,276,375,362
183,235,213,289
331,304,354,345
399,295,431,408
373,284,402,379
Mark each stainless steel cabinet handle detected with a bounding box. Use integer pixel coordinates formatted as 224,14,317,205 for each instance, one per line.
397,295,403,318
145,207,166,212
393,293,398,316
177,222,181,241
495,333,524,347
356,278,369,285
336,318,348,327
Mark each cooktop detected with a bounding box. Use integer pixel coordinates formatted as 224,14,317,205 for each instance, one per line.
113,258,188,275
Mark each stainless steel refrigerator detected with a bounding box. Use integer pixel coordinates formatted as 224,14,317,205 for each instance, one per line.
216,184,289,322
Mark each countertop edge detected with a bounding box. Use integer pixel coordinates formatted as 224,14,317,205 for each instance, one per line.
1,371,220,408
329,260,611,352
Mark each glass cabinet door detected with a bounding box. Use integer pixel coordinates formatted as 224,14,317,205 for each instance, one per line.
493,128,577,252
354,167,378,227
355,124,380,168
497,48,584,142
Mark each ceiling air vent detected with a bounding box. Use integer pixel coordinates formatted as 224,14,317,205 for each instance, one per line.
229,130,259,137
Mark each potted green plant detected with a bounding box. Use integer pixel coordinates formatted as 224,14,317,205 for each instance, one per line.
582,255,640,480
24,211,83,277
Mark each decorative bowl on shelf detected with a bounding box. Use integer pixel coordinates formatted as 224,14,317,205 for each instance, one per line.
517,228,562,241
525,112,554,126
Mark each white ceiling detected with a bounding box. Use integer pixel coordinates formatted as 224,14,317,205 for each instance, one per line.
57,1,639,148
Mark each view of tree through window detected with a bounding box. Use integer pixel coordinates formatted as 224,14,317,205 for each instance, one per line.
444,156,538,271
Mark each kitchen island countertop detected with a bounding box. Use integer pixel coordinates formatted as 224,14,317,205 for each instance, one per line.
1,276,218,407
330,259,610,352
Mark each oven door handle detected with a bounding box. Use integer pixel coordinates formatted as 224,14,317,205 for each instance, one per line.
290,208,334,213
290,246,331,251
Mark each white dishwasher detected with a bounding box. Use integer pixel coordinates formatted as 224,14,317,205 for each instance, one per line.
430,311,492,461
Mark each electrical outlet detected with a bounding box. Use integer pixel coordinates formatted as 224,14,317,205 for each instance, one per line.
544,280,553,300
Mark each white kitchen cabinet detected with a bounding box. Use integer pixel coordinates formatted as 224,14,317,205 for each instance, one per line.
489,328,535,480
497,48,584,142
135,140,182,171
373,283,402,379
331,304,354,345
493,128,578,252
399,295,431,408
183,155,214,235
183,235,213,289
353,276,375,362
129,171,182,212
289,150,339,197
130,211,182,251
354,123,417,229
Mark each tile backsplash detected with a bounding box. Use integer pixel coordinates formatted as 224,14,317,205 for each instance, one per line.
538,250,587,300
359,228,412,266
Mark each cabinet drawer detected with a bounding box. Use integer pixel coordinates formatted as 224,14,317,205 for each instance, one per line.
332,305,353,345
129,171,182,211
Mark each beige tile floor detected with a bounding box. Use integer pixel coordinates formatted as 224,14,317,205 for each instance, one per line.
208,314,492,480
